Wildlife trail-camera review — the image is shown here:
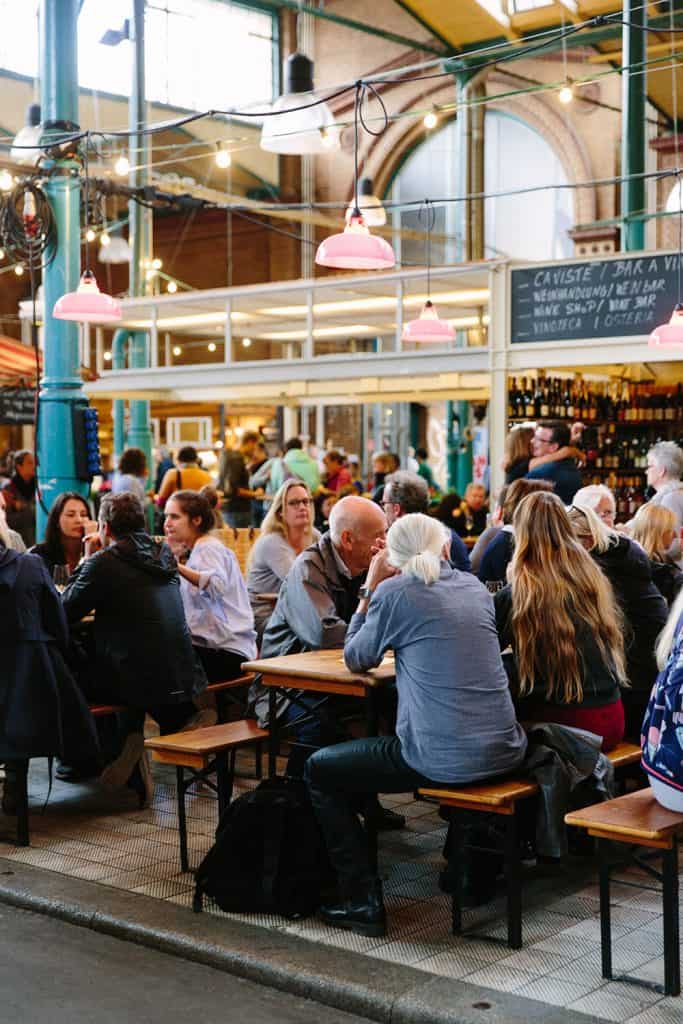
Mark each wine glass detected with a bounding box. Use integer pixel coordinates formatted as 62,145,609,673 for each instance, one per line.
52,565,70,592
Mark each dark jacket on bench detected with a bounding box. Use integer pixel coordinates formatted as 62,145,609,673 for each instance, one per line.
0,547,97,761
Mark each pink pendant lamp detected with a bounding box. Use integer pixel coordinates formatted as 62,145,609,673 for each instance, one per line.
402,200,454,343
53,140,122,323
316,84,395,271
53,269,122,322
650,182,683,347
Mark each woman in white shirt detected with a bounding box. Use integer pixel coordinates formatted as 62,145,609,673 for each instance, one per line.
164,490,257,682
247,479,319,638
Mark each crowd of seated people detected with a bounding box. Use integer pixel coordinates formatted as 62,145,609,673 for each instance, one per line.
2,425,683,940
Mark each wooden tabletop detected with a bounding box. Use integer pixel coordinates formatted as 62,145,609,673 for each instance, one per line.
565,787,683,845
242,648,395,694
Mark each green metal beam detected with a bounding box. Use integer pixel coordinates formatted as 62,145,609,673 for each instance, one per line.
621,0,647,252
236,0,448,56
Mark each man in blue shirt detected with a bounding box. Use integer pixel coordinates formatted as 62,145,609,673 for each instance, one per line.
526,421,581,504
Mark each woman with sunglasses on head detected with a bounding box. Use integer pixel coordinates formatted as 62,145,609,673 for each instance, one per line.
247,479,319,639
495,491,627,751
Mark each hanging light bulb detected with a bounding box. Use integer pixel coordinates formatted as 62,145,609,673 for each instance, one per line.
152,257,162,270
345,178,386,228
317,85,395,271
54,142,122,323
261,51,340,154
86,227,96,243
173,345,182,356
208,342,217,352
166,280,178,294
11,103,42,166
0,170,14,191
242,337,252,348
114,154,130,176
423,109,438,130
402,199,454,344
215,145,231,169
100,231,111,247
558,83,574,104
14,264,24,276
103,350,112,362
0,249,5,260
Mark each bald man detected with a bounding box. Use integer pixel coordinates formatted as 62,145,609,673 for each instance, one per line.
248,497,404,826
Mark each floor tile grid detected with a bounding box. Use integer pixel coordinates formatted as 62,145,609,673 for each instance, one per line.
1,759,681,1021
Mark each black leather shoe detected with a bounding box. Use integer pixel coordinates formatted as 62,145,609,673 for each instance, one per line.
319,883,387,937
56,761,99,784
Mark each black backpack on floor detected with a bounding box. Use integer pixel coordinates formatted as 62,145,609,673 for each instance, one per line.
194,776,333,919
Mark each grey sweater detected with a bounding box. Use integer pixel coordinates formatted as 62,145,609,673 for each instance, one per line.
344,564,527,784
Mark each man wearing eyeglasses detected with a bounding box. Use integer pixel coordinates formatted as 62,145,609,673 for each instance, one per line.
383,470,470,572
525,421,582,504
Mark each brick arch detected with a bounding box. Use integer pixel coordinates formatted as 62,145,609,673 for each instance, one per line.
358,75,596,226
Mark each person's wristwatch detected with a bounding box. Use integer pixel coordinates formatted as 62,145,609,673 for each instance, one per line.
358,585,373,600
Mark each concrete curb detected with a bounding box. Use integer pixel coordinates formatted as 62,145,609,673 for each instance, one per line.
0,858,603,1024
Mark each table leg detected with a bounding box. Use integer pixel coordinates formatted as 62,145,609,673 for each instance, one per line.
268,686,278,778
504,811,522,950
448,812,465,935
598,838,613,981
662,839,680,997
215,751,233,817
14,761,29,847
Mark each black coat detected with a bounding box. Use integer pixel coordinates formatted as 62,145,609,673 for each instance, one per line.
62,532,206,708
0,547,97,761
650,559,683,608
592,536,668,693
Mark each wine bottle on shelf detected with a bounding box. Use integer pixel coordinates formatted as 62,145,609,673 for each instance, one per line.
508,378,517,419
525,378,536,419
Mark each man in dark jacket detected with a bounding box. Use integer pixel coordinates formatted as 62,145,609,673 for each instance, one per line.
63,491,207,795
383,470,471,572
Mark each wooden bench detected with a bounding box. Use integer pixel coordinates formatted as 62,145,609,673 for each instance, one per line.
205,673,262,778
144,719,268,872
566,788,683,997
417,742,642,950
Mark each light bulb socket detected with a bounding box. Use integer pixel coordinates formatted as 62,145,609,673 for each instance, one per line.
359,178,374,196
284,52,314,94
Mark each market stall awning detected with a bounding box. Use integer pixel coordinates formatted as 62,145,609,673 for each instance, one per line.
0,335,41,383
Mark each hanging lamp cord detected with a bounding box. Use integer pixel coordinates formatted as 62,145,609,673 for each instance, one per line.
418,198,435,301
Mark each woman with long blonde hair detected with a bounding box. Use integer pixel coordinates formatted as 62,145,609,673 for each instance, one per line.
566,503,668,741
630,503,683,607
247,478,319,637
495,491,627,750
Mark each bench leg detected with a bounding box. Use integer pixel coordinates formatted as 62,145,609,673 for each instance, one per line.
254,741,263,780
214,752,234,817
268,688,278,778
448,812,465,936
598,838,613,981
662,839,680,997
176,765,189,874
504,811,522,950
13,761,29,847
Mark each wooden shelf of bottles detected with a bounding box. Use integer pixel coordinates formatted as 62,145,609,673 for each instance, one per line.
507,375,683,520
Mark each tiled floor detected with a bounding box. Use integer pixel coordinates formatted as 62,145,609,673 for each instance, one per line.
1,756,681,1024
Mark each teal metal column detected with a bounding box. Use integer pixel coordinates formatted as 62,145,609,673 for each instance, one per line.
127,0,153,483
446,401,472,495
111,329,130,460
621,0,647,252
37,0,89,537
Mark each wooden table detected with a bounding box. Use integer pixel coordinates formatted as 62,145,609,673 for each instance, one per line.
242,649,396,778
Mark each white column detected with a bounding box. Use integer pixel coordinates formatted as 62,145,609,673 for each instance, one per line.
283,406,298,439
150,308,159,368
304,289,314,361
82,324,91,368
315,403,325,452
394,279,404,352
488,264,508,497
223,298,232,363
95,328,104,373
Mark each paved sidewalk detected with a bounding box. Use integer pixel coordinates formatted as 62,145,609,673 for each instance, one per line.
0,755,678,1024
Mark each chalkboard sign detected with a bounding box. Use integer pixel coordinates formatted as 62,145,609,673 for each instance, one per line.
511,253,683,343
0,387,35,425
